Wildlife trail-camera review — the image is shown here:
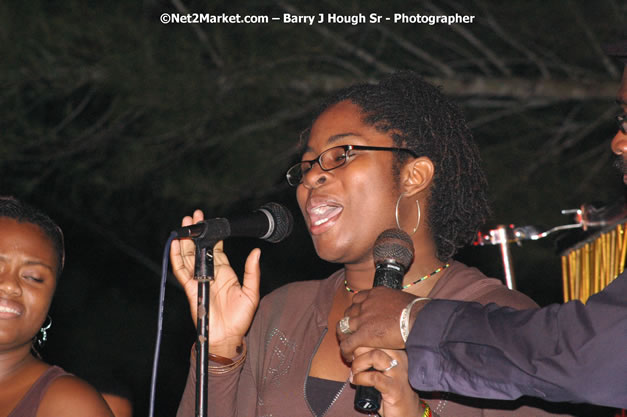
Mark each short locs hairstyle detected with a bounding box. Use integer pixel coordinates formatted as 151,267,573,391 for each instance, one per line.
0,196,65,277
312,71,491,261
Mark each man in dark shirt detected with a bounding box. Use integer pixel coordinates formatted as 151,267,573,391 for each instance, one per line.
337,40,627,410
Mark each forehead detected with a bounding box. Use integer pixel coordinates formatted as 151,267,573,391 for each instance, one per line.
0,217,57,270
306,100,393,152
312,101,366,131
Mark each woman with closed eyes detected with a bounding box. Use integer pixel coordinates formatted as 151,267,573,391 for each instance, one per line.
0,196,113,417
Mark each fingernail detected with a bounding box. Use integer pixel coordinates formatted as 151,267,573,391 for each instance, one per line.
349,370,353,383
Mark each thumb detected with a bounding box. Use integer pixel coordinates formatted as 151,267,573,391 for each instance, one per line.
241,248,261,300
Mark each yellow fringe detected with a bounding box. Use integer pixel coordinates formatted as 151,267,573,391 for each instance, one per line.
561,224,626,303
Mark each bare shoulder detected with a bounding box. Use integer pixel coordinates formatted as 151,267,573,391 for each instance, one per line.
37,375,114,417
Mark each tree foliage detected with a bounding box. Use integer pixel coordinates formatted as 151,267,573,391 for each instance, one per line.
2,0,624,232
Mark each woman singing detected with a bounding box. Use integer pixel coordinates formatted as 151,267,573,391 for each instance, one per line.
173,72,572,417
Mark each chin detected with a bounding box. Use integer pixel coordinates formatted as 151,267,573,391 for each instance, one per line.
312,242,342,264
314,238,372,266
311,236,348,264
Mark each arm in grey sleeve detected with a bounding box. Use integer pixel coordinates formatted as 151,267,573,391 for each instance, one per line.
406,272,627,409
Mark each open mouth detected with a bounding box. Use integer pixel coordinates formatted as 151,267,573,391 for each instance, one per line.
307,201,344,232
311,205,343,226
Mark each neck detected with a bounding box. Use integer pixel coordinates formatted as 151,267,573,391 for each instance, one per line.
402,258,450,297
343,262,376,293
342,253,448,296
402,229,447,295
342,227,447,294
0,345,39,384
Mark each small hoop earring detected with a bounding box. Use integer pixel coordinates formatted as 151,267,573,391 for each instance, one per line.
36,315,52,349
395,192,421,235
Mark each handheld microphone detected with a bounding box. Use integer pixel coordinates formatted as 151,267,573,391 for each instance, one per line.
354,228,414,413
172,202,294,246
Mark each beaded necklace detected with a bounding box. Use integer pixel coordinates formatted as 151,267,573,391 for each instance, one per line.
344,263,450,294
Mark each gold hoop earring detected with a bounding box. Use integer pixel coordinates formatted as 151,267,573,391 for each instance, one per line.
395,192,421,235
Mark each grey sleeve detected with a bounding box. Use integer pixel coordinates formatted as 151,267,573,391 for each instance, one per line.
406,272,627,409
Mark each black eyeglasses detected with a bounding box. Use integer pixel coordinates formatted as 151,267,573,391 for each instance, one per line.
618,113,627,135
285,144,418,187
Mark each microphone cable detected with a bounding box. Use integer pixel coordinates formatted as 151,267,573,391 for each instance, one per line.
148,231,176,417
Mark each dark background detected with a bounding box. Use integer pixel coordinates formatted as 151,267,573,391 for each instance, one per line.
1,1,625,415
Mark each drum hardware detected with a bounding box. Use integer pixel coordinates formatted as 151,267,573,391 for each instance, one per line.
473,203,627,293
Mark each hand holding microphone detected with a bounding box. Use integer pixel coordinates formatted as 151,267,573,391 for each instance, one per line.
172,202,293,244
350,228,415,413
170,203,293,357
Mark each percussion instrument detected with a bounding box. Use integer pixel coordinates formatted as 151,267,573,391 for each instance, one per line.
558,202,627,302
474,201,627,301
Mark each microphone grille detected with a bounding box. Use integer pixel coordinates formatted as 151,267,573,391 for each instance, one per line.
260,202,294,243
373,229,414,269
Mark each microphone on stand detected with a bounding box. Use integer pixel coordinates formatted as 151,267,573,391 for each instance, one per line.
172,202,293,245
354,228,415,413
170,202,293,417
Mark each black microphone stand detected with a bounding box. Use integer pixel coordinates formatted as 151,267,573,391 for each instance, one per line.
193,238,217,417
